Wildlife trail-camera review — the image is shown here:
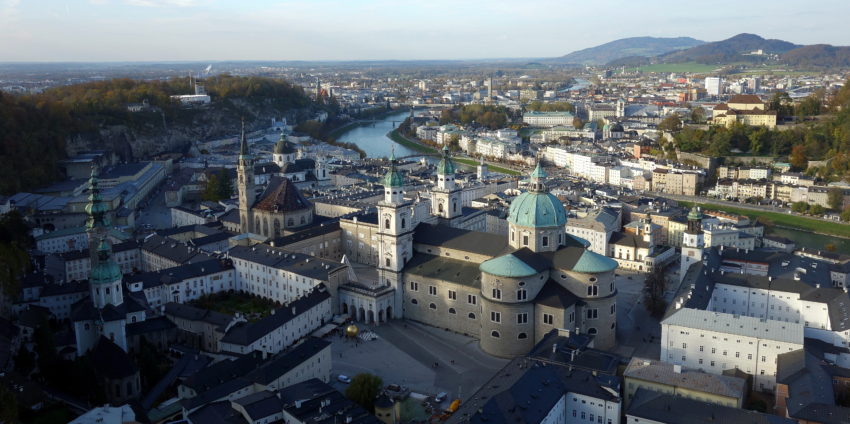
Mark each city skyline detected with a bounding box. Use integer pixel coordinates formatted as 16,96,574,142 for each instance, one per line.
2,0,850,62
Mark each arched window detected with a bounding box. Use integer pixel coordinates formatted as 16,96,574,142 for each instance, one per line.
411,299,418,305
385,219,391,230
287,218,294,227
429,303,437,310
453,201,457,212
449,308,456,314
401,218,406,229
385,258,391,267
491,330,500,338
438,203,444,213
587,327,598,335
518,333,528,339
468,313,476,319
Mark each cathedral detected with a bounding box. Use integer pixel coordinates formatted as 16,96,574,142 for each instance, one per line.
332,148,621,357
236,125,316,238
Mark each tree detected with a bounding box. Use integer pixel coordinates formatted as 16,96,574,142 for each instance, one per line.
809,204,825,216
789,145,808,171
345,373,383,412
769,91,794,118
791,201,809,213
572,117,585,129
690,107,705,124
643,269,668,318
841,206,850,222
202,171,234,202
447,134,461,152
828,187,845,211
657,113,682,132
796,93,822,117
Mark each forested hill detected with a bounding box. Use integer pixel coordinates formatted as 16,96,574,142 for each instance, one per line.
0,75,322,195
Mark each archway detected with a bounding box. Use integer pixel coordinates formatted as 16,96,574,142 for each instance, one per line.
386,306,393,321
358,307,365,322
342,303,348,314
378,310,384,323
367,310,375,324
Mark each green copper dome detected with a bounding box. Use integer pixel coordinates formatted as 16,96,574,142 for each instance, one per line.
274,133,295,154
90,240,121,285
382,154,404,188
687,205,703,220
571,250,618,274
436,145,455,176
480,253,538,278
508,164,565,228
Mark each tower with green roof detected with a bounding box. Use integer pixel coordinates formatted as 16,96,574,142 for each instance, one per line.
377,153,413,318
89,238,124,309
237,119,256,234
431,145,462,222
506,162,567,253
85,167,110,261
680,205,705,281
272,132,296,167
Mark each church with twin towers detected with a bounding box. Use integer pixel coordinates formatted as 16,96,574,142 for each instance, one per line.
235,132,620,357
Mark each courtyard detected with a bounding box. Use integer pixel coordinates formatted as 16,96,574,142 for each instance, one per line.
614,265,683,360
329,320,508,405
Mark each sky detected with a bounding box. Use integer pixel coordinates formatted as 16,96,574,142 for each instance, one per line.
1,0,849,62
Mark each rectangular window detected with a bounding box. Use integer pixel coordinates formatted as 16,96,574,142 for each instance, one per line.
568,311,575,322
409,281,418,291
542,236,549,247
543,313,554,325
517,313,528,324
491,311,501,323
517,289,527,301
586,309,598,319
448,290,457,300
468,294,477,305
523,235,529,246
492,288,501,299
429,286,437,296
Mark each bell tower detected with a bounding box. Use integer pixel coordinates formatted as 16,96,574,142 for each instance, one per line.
680,206,705,281
431,145,462,223
377,154,413,319
237,119,256,233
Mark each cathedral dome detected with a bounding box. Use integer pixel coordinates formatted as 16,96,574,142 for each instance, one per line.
507,192,567,228
274,134,296,154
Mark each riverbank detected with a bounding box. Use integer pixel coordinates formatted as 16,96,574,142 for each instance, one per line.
387,129,521,176
678,200,850,239
328,107,410,139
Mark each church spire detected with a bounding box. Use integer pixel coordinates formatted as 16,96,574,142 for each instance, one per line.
529,161,547,193
85,166,109,231
239,118,250,157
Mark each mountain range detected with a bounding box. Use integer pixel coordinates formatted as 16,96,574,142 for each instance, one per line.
550,36,704,65
556,33,850,68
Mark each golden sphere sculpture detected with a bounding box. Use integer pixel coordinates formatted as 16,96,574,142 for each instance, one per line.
345,324,359,338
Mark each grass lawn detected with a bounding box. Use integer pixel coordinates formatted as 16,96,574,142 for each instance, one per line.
678,201,850,239
190,292,279,320
637,62,720,73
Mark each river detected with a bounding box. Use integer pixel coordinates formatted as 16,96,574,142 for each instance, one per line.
336,111,418,158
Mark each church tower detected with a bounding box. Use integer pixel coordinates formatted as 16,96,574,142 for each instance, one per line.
680,206,705,281
237,120,256,234
90,239,124,309
85,167,110,262
431,145,462,223
377,154,413,319
477,155,488,182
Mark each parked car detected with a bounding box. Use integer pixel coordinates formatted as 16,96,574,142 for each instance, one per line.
338,374,351,384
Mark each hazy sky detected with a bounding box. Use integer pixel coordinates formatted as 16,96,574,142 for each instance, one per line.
2,0,849,62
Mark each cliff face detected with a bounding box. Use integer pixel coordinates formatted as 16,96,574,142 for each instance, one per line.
64,98,313,161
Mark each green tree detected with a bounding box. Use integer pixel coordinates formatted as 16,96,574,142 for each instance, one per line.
658,113,682,132
447,134,461,152
769,91,794,118
748,126,769,155
809,204,825,216
345,373,383,412
202,171,234,202
828,187,845,211
643,269,668,318
791,201,809,213
796,93,822,117
841,206,850,222
690,107,706,124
